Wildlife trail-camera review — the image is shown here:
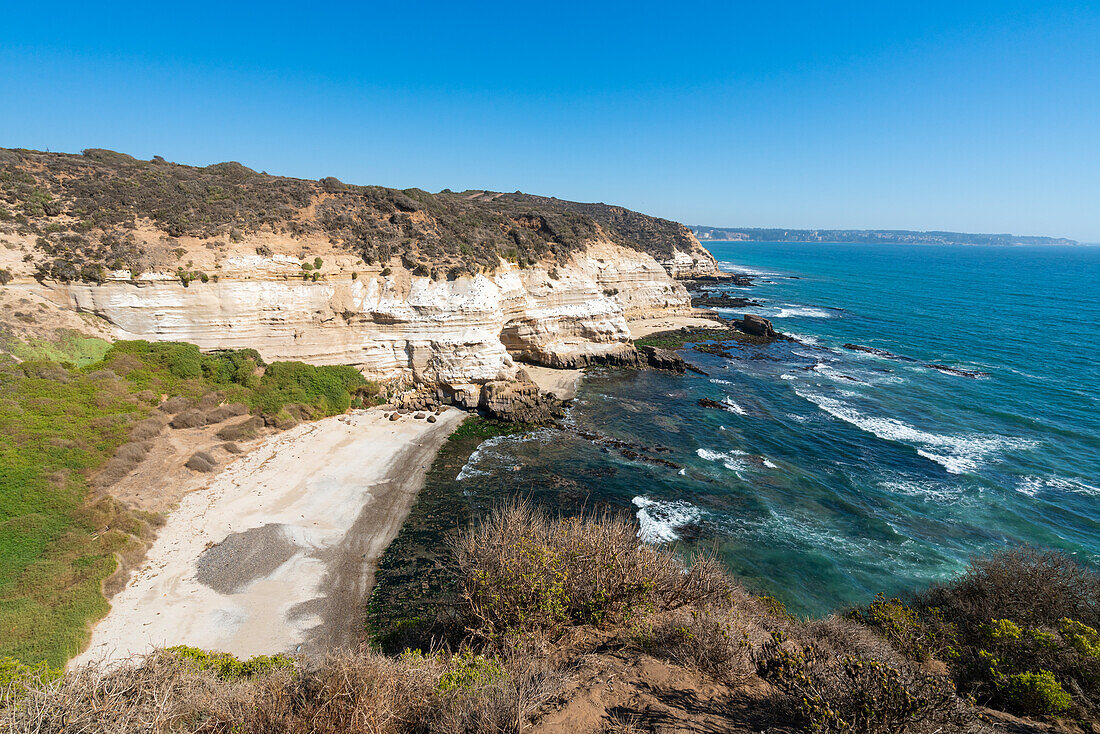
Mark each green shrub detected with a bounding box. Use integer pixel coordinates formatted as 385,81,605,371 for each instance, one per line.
0,657,59,699
433,650,505,693
913,550,1100,720
164,646,294,680
847,593,958,662
1001,670,1072,715
756,630,968,733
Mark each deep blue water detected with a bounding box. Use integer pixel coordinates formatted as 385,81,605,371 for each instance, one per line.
454,242,1100,616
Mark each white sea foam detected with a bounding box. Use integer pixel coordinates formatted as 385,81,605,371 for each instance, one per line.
796,388,1035,475
763,458,779,469
775,306,834,319
697,447,750,475
780,374,798,381
722,396,747,415
787,333,822,346
455,437,504,480
709,378,733,385
632,496,702,543
716,261,777,277
1016,476,1100,497
455,430,554,481
880,478,964,503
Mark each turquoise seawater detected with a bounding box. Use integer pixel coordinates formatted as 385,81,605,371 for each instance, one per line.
453,242,1100,616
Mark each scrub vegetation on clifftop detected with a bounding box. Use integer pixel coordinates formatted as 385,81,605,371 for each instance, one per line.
0,147,700,280
0,339,379,668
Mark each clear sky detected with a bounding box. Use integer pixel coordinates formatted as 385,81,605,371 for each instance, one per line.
2,1,1097,241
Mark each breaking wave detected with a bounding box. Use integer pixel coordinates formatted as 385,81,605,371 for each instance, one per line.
632,496,702,543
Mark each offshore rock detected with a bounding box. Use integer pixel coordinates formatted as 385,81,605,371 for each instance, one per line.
479,380,565,425
736,314,778,338
638,345,686,373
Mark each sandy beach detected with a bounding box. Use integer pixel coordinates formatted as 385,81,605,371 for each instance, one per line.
627,312,724,338
74,408,465,667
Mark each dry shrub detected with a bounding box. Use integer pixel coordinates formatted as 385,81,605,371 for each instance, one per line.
130,415,167,441
215,416,263,441
158,396,192,413
196,393,225,411
203,403,248,425
2,647,563,734
451,501,733,641
648,593,775,685
93,440,151,487
916,548,1100,633
185,452,216,473
755,620,977,733
170,408,206,429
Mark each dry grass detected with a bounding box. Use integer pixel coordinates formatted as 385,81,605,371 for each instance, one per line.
2,647,563,734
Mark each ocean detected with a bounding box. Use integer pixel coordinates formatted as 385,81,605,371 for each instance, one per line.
443,242,1100,617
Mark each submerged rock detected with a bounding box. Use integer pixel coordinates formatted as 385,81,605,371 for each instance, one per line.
926,364,989,378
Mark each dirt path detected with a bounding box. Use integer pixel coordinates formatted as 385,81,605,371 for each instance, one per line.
73,408,465,667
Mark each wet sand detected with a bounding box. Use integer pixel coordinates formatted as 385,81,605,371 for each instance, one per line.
73,408,465,667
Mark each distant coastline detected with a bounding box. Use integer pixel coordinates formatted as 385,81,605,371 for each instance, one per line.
690,226,1078,246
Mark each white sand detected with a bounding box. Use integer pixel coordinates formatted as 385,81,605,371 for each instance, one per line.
627,313,724,338
73,408,465,667
523,364,583,400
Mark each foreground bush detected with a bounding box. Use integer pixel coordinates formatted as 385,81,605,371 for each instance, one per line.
451,502,733,640
847,549,1100,723
755,623,974,733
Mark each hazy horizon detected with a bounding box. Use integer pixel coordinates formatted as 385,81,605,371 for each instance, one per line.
2,1,1097,241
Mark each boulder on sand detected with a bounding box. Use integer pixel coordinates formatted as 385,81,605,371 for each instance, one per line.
479,380,564,425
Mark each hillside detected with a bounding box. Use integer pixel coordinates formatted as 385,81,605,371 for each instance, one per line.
0,148,716,282
691,225,1078,246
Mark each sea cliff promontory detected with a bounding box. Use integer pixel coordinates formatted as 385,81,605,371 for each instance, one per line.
0,148,720,406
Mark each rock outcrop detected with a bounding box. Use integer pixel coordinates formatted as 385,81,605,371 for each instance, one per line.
479,380,565,424
0,147,728,405
735,314,779,339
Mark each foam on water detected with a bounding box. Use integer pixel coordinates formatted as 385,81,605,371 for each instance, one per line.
697,447,750,475
879,478,964,503
632,496,702,543
716,261,778,277
796,388,1035,474
1016,476,1100,497
776,306,835,319
722,396,747,415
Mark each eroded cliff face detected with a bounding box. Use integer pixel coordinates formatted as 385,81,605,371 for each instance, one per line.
35,239,691,398
658,232,725,278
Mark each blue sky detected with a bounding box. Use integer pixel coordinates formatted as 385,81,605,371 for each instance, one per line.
2,1,1098,240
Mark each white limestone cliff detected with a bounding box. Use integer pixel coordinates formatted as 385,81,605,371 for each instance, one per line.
36,239,695,396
